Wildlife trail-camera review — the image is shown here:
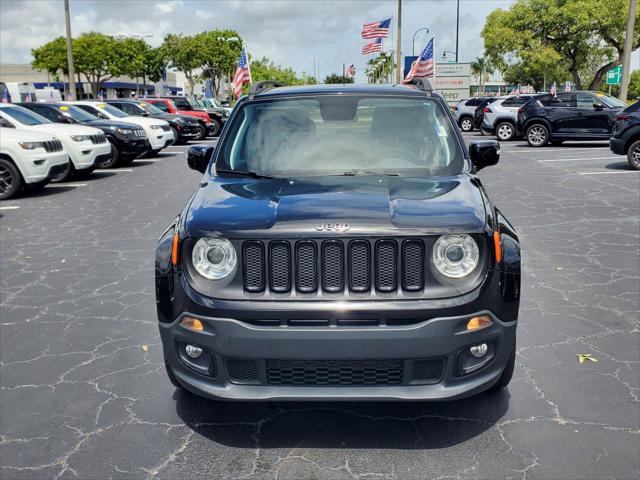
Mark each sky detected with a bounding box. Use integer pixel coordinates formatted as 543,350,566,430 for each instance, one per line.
1,0,637,83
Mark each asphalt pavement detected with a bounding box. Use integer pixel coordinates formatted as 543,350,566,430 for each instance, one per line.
1,133,639,479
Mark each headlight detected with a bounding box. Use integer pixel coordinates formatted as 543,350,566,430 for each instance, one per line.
70,134,92,142
19,141,44,150
150,124,163,130
432,234,479,278
192,238,237,280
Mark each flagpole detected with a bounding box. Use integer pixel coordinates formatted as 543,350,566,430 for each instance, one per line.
244,42,253,84
432,37,436,89
395,0,402,84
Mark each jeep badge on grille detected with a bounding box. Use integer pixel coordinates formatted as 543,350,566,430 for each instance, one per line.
315,221,351,232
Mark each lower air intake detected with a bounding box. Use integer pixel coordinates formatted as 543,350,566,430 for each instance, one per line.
266,359,403,386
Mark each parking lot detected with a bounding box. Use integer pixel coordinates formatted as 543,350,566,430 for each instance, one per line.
1,134,638,479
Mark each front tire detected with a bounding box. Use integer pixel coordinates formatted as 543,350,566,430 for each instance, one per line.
525,123,549,147
0,158,23,200
170,126,180,145
98,141,121,168
489,342,515,392
495,122,515,141
208,119,221,137
51,162,73,182
459,117,473,132
627,139,640,170
195,123,207,141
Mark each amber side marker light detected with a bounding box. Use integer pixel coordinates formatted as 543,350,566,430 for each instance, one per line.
180,317,204,332
466,315,493,331
171,233,180,266
493,231,503,263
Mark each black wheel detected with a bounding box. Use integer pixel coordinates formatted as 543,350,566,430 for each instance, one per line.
489,343,516,392
97,141,120,168
195,123,207,141
51,162,73,182
525,123,549,147
164,356,183,389
627,140,640,170
0,158,23,200
551,140,564,146
170,126,180,145
459,117,473,132
208,119,221,137
495,122,515,141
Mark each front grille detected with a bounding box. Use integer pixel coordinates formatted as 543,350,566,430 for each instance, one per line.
227,359,258,382
43,139,63,153
90,133,106,144
412,358,445,383
132,129,146,137
242,238,431,295
266,359,403,386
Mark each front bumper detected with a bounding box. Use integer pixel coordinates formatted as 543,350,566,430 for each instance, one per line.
20,150,69,184
147,129,175,150
68,141,111,170
178,124,200,140
119,137,149,157
609,136,626,155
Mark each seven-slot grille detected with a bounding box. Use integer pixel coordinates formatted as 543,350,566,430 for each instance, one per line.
43,139,63,153
89,133,107,144
241,239,426,294
132,129,146,137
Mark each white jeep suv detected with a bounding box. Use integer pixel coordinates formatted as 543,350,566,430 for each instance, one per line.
0,126,70,199
0,104,110,182
70,101,173,156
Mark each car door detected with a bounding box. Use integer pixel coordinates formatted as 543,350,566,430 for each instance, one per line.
575,93,614,136
545,93,577,134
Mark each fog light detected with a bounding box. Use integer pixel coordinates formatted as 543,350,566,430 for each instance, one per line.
466,315,493,331
180,317,204,332
185,345,203,359
470,343,488,358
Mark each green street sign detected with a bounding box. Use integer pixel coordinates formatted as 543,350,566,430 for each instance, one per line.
606,65,622,85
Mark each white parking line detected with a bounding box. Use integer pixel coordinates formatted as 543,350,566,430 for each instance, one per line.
0,205,20,210
579,171,640,175
47,182,87,188
507,147,610,153
538,156,620,163
139,159,164,162
98,168,133,173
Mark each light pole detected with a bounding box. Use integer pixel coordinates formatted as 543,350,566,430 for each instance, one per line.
412,27,430,56
455,0,460,63
63,0,76,100
620,0,637,101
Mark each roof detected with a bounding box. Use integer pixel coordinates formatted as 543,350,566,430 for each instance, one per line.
253,83,429,98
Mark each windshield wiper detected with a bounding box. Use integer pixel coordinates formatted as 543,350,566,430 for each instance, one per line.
341,170,399,177
216,169,275,179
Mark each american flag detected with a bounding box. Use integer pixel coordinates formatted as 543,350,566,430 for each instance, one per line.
98,91,104,101
549,81,557,96
361,18,391,39
404,38,434,82
1,90,8,103
345,64,356,78
362,37,382,55
232,44,252,98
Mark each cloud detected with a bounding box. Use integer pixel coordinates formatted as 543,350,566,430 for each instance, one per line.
0,0,520,82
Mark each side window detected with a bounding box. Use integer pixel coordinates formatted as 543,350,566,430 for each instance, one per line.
32,106,59,122
153,102,170,112
551,93,577,108
0,116,15,128
577,94,604,109
502,97,527,107
76,105,96,115
121,103,137,115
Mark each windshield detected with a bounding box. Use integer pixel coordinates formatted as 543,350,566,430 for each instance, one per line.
139,102,165,115
219,95,464,177
596,93,627,108
1,105,50,125
96,103,129,118
61,105,98,122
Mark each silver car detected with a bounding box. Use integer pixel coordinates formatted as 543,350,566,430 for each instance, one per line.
481,95,535,141
453,97,485,132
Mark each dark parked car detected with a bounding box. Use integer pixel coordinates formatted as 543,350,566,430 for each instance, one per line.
609,100,640,170
18,102,148,168
516,91,627,147
473,97,499,131
161,96,225,136
155,80,521,402
106,99,201,144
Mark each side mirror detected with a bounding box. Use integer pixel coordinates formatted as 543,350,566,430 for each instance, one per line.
593,103,604,111
469,140,500,171
187,144,215,173
141,112,149,117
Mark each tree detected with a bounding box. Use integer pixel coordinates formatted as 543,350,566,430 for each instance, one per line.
73,32,126,96
470,56,494,94
323,73,354,84
161,34,203,94
482,0,640,91
366,52,393,84
197,30,243,96
250,57,316,86
31,37,68,80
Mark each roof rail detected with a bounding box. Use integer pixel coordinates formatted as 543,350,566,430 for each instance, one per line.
248,80,285,99
394,77,434,93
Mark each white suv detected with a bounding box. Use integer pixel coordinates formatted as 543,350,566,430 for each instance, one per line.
481,95,535,141
452,97,485,132
0,126,69,199
0,104,110,182
70,101,174,155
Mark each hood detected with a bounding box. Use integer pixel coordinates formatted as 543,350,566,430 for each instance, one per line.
123,115,168,127
184,175,487,238
29,123,103,136
180,110,210,121
86,119,141,130
0,128,57,143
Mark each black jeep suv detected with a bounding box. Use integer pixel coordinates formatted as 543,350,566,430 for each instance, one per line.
19,102,148,168
107,99,201,144
517,91,626,147
155,80,521,401
609,100,640,170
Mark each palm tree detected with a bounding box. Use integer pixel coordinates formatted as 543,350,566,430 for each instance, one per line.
470,56,495,95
